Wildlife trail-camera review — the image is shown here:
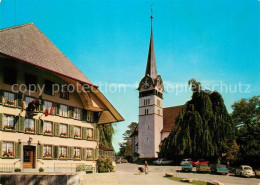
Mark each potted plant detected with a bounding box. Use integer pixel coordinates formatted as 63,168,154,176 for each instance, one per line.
15,168,21,172
5,100,14,105
25,127,35,133
44,130,52,135
60,132,67,137
39,167,44,172
4,125,14,130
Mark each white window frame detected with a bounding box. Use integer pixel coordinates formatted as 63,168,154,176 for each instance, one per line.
59,146,67,158
44,121,53,135
43,145,52,158
60,124,68,137
60,104,68,117
3,115,15,130
74,108,81,120
74,126,81,138
25,118,35,133
74,147,81,158
86,148,93,159
87,111,93,122
2,141,14,158
4,92,15,105
87,128,94,139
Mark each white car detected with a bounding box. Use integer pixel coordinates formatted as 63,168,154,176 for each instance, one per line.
153,158,173,165
235,165,255,177
180,158,192,166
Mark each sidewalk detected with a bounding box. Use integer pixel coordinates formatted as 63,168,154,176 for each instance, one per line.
80,172,119,185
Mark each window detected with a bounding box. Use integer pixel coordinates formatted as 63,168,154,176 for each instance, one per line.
2,141,14,158
60,124,68,137
145,109,149,115
74,126,81,138
148,99,150,105
59,146,67,159
3,67,17,85
3,115,15,130
4,92,15,106
60,105,68,117
25,97,34,107
87,111,93,122
60,85,69,100
158,109,160,115
157,99,160,106
74,147,81,159
25,118,35,133
44,121,53,135
74,108,81,120
43,145,52,158
25,73,37,91
86,148,93,159
44,79,54,95
87,128,93,139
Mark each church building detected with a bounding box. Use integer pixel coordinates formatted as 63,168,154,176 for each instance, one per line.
132,15,183,158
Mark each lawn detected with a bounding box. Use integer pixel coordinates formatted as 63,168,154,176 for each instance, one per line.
166,176,207,185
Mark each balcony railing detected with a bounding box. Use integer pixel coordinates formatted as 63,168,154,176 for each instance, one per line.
0,163,14,172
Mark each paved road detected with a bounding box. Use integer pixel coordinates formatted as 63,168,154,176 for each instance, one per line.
81,164,260,185
116,163,260,185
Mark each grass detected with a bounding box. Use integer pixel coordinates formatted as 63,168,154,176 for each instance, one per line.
166,176,207,185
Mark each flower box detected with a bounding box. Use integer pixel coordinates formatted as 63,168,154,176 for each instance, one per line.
60,132,67,137
44,153,52,158
25,127,35,133
4,125,14,130
3,151,14,158
59,154,67,158
44,130,53,135
5,100,15,106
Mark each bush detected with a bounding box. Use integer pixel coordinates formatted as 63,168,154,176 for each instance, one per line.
15,168,21,172
76,164,86,172
97,157,114,173
39,167,44,172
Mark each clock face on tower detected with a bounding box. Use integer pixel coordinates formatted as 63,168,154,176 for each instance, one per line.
142,78,152,89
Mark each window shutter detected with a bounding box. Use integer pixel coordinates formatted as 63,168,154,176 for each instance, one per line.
0,90,3,104
39,100,44,112
81,148,86,160
69,125,74,138
37,144,43,159
55,103,60,116
0,113,3,130
93,112,99,123
69,107,74,118
0,141,2,157
82,127,87,140
94,149,99,160
54,146,59,159
14,93,19,107
94,128,99,141
15,142,21,159
68,146,74,160
19,117,25,133
37,120,44,134
15,116,20,132
54,122,60,137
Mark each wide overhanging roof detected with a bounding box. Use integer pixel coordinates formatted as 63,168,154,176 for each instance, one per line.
0,22,94,86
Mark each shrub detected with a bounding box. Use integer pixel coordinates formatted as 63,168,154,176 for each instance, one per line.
39,167,44,172
76,164,85,172
15,168,21,172
97,157,114,173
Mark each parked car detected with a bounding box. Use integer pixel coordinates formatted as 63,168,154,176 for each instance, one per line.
182,162,193,172
153,158,173,165
255,169,260,178
196,163,211,173
192,159,209,167
235,165,255,177
180,158,193,166
211,164,229,175
116,157,128,164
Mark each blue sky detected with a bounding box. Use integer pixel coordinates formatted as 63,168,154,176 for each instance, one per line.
0,0,259,152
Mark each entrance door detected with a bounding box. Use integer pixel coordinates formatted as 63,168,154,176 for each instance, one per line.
23,146,35,168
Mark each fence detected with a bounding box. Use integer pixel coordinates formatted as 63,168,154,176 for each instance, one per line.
0,163,14,172
99,150,116,161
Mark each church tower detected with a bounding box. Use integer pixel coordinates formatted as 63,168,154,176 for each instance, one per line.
138,13,164,158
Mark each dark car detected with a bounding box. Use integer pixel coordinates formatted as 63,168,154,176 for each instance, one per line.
182,162,193,172
211,164,229,175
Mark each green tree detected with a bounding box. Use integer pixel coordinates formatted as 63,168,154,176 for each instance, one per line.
159,79,235,163
117,122,138,160
99,124,114,150
231,96,260,167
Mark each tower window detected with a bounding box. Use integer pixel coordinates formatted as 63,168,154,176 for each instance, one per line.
148,99,150,105
158,109,160,115
157,99,160,106
147,137,148,142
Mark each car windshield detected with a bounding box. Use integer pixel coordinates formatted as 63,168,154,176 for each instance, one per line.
216,165,226,168
244,167,252,170
183,162,192,166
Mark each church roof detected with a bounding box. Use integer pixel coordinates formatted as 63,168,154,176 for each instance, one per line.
162,105,183,133
0,23,94,86
145,17,157,79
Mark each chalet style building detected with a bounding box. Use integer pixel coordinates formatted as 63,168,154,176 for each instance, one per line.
132,16,182,158
0,23,123,172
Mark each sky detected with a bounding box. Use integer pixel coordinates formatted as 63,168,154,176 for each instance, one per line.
0,0,259,152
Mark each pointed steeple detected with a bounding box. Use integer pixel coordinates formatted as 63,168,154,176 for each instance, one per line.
145,11,157,79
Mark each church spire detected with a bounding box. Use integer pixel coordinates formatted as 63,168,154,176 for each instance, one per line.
145,7,157,79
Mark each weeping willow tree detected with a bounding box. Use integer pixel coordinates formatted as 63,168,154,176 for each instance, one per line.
98,124,114,150
159,79,236,162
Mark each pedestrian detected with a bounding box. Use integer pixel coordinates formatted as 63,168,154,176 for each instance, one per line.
144,161,148,174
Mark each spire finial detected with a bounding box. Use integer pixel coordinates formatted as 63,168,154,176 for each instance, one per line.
150,3,153,21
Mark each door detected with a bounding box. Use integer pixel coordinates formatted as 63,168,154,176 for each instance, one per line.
23,146,35,168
